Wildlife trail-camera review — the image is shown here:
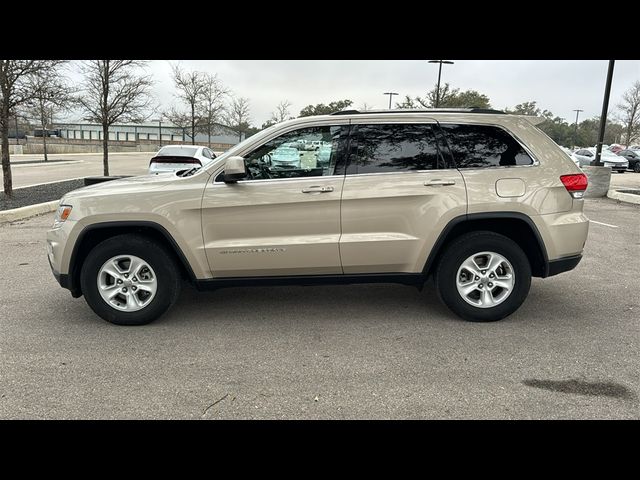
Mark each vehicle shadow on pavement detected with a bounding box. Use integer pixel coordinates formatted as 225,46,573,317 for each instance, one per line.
163,280,458,327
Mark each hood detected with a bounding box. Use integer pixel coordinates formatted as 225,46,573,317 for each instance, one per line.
62,172,179,201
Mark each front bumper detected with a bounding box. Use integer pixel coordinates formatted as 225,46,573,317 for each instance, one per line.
47,218,83,297
47,250,77,295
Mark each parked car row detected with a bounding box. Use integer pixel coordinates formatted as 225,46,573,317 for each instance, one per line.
559,144,640,173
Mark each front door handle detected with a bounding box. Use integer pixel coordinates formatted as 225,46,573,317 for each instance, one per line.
425,179,456,186
301,185,334,193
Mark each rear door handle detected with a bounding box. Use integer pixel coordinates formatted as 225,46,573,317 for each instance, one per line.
301,185,334,193
425,179,456,186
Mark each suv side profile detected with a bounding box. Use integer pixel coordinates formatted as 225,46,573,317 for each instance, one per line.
47,109,590,326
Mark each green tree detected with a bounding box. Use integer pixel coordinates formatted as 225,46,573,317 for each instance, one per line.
298,99,353,117
395,95,419,109
415,83,491,109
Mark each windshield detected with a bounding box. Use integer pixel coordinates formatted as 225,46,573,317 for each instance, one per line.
157,146,198,157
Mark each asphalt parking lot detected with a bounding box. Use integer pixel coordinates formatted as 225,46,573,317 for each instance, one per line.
0,197,638,419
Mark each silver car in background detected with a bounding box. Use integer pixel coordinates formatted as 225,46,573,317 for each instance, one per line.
572,148,628,173
148,145,217,174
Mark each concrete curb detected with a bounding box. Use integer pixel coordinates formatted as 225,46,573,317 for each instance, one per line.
607,189,640,205
0,200,59,223
12,160,83,168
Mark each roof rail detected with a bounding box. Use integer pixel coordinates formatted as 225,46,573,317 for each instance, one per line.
331,108,505,115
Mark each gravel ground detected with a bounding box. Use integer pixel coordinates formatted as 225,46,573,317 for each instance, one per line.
0,179,85,211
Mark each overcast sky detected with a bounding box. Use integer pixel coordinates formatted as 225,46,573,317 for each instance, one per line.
66,60,640,126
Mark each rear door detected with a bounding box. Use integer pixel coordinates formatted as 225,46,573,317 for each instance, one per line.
339,121,467,274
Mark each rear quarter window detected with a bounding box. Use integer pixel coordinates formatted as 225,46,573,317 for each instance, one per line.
440,124,533,168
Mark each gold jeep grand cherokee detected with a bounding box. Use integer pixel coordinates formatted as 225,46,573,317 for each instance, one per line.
47,109,590,325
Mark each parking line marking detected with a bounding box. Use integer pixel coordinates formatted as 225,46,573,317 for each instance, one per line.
590,220,619,228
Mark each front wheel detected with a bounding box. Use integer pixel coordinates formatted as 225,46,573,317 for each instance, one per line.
435,231,531,322
633,163,640,173
80,234,181,325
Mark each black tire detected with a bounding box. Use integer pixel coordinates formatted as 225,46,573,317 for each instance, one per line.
435,231,531,322
634,163,640,173
80,234,181,325
617,170,625,174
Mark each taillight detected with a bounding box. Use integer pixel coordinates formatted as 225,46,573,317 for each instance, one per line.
149,157,202,166
560,173,588,199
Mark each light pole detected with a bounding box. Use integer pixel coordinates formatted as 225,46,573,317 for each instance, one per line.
572,109,583,149
428,60,454,108
152,117,163,147
383,92,399,109
593,60,615,167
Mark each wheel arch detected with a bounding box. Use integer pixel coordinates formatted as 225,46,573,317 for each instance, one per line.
65,221,197,297
423,212,550,278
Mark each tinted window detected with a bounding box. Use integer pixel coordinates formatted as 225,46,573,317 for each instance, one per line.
347,124,442,174
217,125,344,182
440,124,533,168
202,148,212,159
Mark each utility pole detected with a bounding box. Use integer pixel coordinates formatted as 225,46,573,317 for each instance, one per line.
593,60,615,167
428,60,454,108
572,109,584,149
383,92,399,109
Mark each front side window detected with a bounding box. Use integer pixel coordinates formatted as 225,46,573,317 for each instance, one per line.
440,124,534,168
347,124,443,174
228,125,343,181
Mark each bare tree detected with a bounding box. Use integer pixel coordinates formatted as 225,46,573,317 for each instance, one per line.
0,60,49,196
200,73,228,148
270,100,292,124
616,80,640,146
76,60,153,176
165,64,207,145
225,96,251,142
26,61,72,162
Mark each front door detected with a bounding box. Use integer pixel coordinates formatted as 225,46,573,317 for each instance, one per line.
201,125,348,277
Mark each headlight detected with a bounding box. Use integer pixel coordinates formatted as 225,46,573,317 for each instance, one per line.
53,204,73,228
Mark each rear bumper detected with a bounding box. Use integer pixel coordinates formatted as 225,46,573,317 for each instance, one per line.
546,254,582,277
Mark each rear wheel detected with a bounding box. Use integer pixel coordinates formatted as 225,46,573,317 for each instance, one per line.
435,231,531,322
80,234,181,325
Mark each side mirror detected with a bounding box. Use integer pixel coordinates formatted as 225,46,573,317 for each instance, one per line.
223,156,246,183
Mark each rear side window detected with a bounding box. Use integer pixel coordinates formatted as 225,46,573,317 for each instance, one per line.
347,124,443,174
440,124,533,168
